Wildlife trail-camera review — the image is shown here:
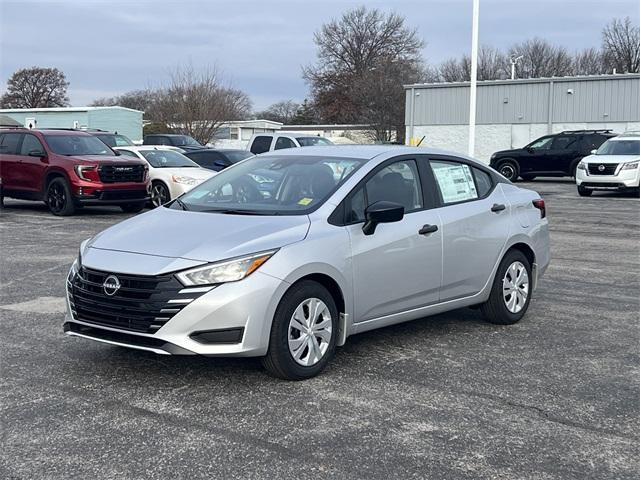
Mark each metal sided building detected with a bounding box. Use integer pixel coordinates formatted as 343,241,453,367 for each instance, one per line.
405,74,640,162
0,106,144,142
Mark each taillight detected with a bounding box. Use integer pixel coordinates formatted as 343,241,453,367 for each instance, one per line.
74,165,100,182
532,199,546,218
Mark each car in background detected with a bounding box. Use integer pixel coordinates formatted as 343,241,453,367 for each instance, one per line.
64,145,550,380
184,148,253,172
575,132,640,197
89,130,135,148
0,129,149,215
143,134,204,151
490,130,616,181
115,146,215,207
247,132,333,155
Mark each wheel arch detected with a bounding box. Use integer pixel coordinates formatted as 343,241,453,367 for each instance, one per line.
495,158,520,179
42,168,72,199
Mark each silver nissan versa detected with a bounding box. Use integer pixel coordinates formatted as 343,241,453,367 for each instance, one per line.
64,145,550,380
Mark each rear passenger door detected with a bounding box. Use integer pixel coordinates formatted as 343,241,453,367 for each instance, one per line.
18,133,48,192
428,157,510,301
0,133,24,190
545,135,580,174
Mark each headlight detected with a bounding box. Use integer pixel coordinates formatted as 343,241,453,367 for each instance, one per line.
69,258,79,278
74,165,99,182
172,175,198,185
577,162,587,171
621,161,639,170
176,250,277,286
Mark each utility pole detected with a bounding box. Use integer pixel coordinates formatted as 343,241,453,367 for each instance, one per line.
468,0,479,157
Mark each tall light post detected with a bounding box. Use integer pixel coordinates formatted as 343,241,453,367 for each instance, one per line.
468,0,480,157
510,54,523,80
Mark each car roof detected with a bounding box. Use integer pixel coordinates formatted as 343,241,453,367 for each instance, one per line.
36,129,91,136
114,145,183,152
259,144,479,161
145,134,187,137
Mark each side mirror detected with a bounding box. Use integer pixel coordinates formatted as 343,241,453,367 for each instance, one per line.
113,150,121,156
28,149,46,157
526,146,534,153
362,201,404,236
590,149,597,155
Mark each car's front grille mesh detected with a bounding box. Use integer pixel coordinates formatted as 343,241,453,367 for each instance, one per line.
587,163,618,175
67,267,207,334
98,164,146,183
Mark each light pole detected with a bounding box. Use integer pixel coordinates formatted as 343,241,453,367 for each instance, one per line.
510,54,523,80
468,0,480,157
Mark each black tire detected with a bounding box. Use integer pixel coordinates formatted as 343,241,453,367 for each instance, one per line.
577,185,593,197
46,177,76,216
520,175,536,181
481,249,532,325
262,280,338,380
120,202,146,213
150,181,171,208
496,160,518,182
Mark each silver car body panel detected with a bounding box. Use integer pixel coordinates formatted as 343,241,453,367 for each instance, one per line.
65,145,551,356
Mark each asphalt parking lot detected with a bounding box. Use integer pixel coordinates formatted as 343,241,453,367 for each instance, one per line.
1,180,638,480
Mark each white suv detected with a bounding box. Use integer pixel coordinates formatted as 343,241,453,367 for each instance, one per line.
575,132,640,197
247,132,333,155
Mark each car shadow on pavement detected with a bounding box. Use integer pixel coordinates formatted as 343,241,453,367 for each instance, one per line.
1,200,150,216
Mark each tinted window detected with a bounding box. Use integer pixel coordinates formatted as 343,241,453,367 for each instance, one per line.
528,136,553,150
296,137,333,146
117,149,139,157
114,134,134,146
275,137,297,150
347,160,423,223
430,160,478,204
550,135,577,150
45,135,113,156
20,134,44,155
250,136,273,154
0,133,23,155
186,152,214,169
472,167,493,197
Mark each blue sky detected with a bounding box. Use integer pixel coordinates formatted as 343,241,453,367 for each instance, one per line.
1,0,639,109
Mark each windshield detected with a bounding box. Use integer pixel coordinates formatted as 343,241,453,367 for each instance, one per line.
296,137,333,147
95,133,134,147
174,136,201,146
140,150,200,168
223,150,254,162
596,139,640,155
45,135,114,156
175,155,365,215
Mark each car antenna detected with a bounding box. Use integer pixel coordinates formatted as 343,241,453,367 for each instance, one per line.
416,136,426,147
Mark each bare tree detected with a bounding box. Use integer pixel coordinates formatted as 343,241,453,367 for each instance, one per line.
508,38,573,78
150,65,252,144
0,67,69,108
572,48,606,75
437,46,507,82
602,17,640,73
255,100,300,123
91,89,158,112
304,6,425,140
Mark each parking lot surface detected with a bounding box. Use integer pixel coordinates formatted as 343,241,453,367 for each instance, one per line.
1,180,638,480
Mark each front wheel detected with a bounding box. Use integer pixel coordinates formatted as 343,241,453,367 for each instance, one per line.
46,177,76,216
262,280,338,380
481,250,532,325
577,185,593,197
150,181,171,208
120,202,146,213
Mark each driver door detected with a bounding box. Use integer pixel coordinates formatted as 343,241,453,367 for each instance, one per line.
521,136,553,174
345,157,442,323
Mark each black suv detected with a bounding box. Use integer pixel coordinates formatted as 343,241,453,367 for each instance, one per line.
489,130,616,181
143,134,204,151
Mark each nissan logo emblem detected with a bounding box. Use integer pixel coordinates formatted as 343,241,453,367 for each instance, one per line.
103,275,121,296
598,164,605,172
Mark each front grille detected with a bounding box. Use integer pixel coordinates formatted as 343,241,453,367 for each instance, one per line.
98,164,145,183
587,163,618,175
67,267,208,334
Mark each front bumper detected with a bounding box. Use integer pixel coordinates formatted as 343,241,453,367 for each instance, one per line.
576,167,640,189
64,267,289,357
71,180,152,205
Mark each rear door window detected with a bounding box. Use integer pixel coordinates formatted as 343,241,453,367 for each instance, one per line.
20,134,45,156
430,160,479,204
550,135,577,150
274,137,297,150
250,136,273,154
0,133,23,155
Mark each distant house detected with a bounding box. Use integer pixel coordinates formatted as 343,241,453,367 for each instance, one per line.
0,106,143,142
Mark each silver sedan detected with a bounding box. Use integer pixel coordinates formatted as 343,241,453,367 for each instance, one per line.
64,145,551,380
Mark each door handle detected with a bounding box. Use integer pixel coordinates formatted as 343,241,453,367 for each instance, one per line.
418,224,438,235
491,203,506,213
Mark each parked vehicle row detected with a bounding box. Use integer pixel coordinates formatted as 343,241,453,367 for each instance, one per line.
63,145,550,380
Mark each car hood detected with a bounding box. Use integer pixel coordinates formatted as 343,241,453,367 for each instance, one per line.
151,167,215,180
73,155,147,166
492,148,525,158
87,206,311,263
582,154,640,164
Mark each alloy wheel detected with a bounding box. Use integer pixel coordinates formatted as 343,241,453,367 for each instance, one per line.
500,164,516,180
287,298,332,367
47,183,66,213
502,261,529,313
151,184,169,207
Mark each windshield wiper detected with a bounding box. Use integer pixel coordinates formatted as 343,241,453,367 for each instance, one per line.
202,208,277,215
174,198,189,211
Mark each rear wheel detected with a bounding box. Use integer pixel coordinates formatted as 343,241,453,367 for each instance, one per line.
46,177,75,216
262,280,337,380
577,185,593,197
481,250,532,325
120,202,146,213
497,161,518,182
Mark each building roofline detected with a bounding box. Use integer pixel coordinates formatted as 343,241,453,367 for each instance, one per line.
404,73,640,90
282,124,373,129
0,106,144,114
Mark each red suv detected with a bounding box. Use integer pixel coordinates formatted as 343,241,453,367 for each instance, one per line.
0,129,150,215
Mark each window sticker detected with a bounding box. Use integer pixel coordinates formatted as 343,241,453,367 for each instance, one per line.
298,197,313,206
432,163,478,204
